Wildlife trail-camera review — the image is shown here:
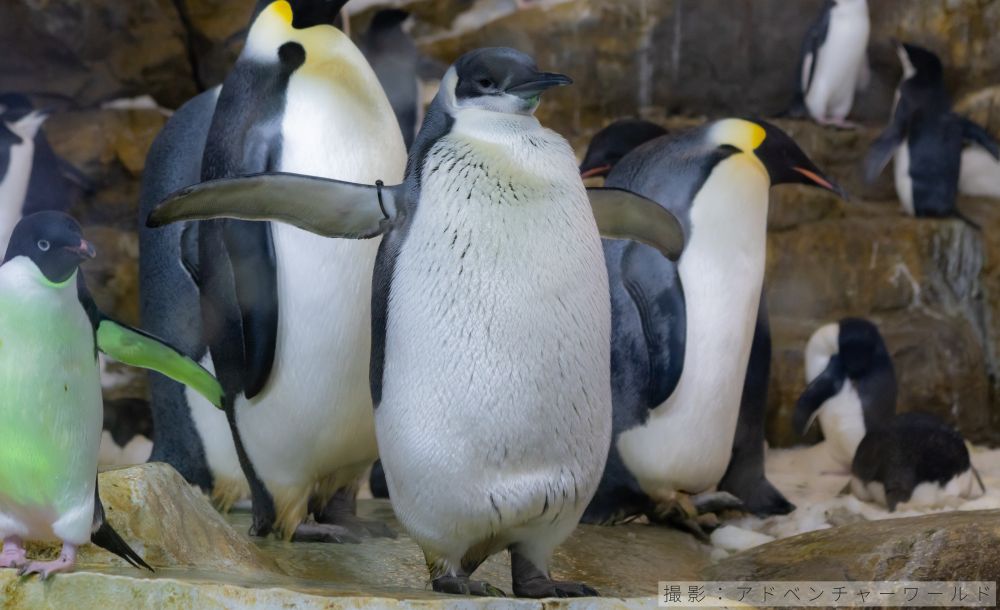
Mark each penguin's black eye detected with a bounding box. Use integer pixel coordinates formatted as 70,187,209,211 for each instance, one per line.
37,239,50,252
478,78,495,89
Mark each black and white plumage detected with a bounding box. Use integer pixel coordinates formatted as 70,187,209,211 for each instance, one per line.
577,119,841,529
864,42,1000,222
791,0,870,126
149,46,684,599
141,0,408,543
576,119,794,519
795,318,984,510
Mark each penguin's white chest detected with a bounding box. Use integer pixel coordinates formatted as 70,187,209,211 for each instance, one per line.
959,145,1000,199
817,380,866,469
377,111,612,558
893,139,915,215
617,155,769,498
0,136,35,250
805,7,869,121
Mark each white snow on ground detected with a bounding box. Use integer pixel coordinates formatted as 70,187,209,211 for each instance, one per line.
713,441,1000,554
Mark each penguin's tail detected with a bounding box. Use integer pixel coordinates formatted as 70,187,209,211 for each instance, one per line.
956,209,983,231
91,521,154,572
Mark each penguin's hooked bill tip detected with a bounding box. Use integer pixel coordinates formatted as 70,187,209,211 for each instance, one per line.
793,167,850,200
66,239,97,259
506,73,573,97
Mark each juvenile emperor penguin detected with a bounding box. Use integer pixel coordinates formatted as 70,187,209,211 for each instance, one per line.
791,0,870,127
0,106,49,251
0,212,222,577
580,119,842,536
795,318,983,510
865,41,999,223
150,47,685,598
142,0,408,543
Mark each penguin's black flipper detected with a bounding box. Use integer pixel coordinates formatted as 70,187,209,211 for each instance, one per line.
864,97,913,184
90,483,153,571
148,173,404,240
782,0,832,118
587,187,685,261
793,354,845,435
959,117,1000,160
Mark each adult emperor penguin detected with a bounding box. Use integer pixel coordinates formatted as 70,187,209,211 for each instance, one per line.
0,107,49,251
794,318,895,470
865,41,1000,222
579,118,842,535
0,211,222,577
143,0,408,543
794,318,983,509
577,119,795,519
150,46,685,598
791,0,870,127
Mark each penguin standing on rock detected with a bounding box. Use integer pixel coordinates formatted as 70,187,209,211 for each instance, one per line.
794,318,984,510
790,0,870,127
577,119,794,519
864,41,1000,223
150,46,685,598
0,212,222,578
142,0,408,543
579,118,842,536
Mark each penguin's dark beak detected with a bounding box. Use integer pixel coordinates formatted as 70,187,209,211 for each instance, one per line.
755,119,849,200
506,73,573,99
65,239,96,260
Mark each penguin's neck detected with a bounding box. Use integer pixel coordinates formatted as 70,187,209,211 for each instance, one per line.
660,155,769,449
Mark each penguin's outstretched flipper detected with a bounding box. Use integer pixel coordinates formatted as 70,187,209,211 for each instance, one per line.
793,354,845,435
148,172,403,240
587,187,685,261
95,319,223,409
959,117,1000,160
91,484,153,571
864,98,913,184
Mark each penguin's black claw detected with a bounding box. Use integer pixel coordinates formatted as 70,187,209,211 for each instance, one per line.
291,523,362,544
646,498,714,543
513,579,600,598
432,575,507,597
691,491,746,515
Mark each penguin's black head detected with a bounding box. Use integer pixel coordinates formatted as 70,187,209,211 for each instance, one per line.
896,40,944,83
731,118,848,199
579,119,668,178
837,317,887,379
448,47,572,116
3,212,96,284
254,0,349,29
0,92,33,122
369,8,410,31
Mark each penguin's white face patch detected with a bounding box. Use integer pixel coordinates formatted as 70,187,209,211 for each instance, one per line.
897,45,917,80
440,67,540,117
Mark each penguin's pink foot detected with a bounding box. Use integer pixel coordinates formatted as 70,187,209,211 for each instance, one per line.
18,543,76,579
0,537,27,568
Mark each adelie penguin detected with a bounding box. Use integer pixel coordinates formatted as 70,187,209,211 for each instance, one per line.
578,119,795,520
577,118,843,537
790,0,870,127
150,47,684,598
0,211,222,578
864,41,1000,225
140,0,407,542
795,318,984,511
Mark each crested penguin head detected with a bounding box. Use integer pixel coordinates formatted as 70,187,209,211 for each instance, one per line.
709,118,847,198
3,212,96,284
438,47,572,117
579,119,668,178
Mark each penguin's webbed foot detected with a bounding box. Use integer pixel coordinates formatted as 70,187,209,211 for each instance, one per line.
691,491,746,515
0,537,27,569
291,522,362,544
17,544,76,579
432,574,507,597
510,551,598,598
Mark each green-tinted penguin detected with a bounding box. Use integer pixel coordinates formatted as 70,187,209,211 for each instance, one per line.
0,211,222,578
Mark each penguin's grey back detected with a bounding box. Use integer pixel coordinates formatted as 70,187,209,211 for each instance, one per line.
138,88,219,488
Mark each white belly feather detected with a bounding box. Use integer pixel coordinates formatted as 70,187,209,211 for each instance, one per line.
0,136,35,252
804,4,869,122
377,109,612,566
617,155,769,498
893,140,915,216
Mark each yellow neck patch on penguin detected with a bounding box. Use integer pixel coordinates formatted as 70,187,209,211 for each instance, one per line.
710,118,767,152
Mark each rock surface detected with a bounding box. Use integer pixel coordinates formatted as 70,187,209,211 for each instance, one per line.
706,509,1000,582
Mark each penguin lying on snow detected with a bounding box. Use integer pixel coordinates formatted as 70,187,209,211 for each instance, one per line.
795,318,983,511
864,41,1000,224
151,47,684,598
576,118,840,536
577,118,795,520
0,212,222,578
141,0,407,543
790,0,870,127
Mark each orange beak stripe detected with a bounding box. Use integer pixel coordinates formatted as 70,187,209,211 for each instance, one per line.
580,165,612,179
793,166,835,191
